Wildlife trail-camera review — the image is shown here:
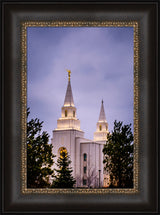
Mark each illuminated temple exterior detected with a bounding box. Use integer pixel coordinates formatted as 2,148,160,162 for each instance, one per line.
51,71,110,188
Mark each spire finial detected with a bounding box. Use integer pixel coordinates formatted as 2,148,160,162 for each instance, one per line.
67,69,71,81
99,99,106,122
64,69,74,107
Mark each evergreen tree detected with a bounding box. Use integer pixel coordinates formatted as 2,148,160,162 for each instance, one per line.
52,148,76,188
27,108,55,188
103,120,133,188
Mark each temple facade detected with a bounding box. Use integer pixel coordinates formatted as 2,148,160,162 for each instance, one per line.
51,71,110,188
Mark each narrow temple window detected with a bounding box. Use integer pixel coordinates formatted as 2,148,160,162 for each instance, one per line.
84,166,87,174
84,153,87,161
83,179,87,185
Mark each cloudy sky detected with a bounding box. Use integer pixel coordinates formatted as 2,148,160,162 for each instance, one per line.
27,27,134,142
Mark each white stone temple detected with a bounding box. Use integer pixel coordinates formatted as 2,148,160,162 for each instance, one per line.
51,70,110,188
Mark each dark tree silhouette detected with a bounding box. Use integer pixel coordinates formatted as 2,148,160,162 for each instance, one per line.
103,120,133,188
52,149,76,188
27,108,55,188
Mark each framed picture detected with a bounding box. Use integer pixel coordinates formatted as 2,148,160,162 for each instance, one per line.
2,1,158,214
24,21,137,193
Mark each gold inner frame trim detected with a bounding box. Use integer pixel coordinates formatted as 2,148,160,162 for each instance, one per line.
21,21,139,194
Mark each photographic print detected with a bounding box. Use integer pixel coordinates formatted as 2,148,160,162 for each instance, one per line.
3,2,158,213
22,22,138,193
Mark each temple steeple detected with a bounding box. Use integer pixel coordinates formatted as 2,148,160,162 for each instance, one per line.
55,70,82,131
99,100,107,122
64,70,74,107
94,100,109,141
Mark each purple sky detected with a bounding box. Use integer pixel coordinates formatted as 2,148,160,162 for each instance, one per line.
27,27,134,142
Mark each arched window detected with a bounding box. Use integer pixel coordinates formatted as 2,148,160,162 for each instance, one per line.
83,153,87,161
73,111,75,117
84,166,87,174
58,147,67,158
99,125,102,131
106,125,108,130
65,110,67,117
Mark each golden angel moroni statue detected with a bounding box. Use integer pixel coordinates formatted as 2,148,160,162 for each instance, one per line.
67,69,71,81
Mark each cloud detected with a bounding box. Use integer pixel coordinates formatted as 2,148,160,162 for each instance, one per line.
27,27,134,140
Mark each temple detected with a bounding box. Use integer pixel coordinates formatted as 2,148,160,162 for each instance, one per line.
51,71,110,188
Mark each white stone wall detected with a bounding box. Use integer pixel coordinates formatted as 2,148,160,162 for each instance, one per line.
57,118,81,130
94,121,109,141
80,142,104,188
61,106,77,118
51,129,110,188
51,129,84,180
52,128,107,188
96,121,108,132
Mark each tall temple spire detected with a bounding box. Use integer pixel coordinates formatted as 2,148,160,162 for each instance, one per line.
64,70,74,107
99,100,107,122
56,70,82,131
94,100,108,141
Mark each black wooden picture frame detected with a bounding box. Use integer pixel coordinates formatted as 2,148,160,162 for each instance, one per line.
1,1,159,214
